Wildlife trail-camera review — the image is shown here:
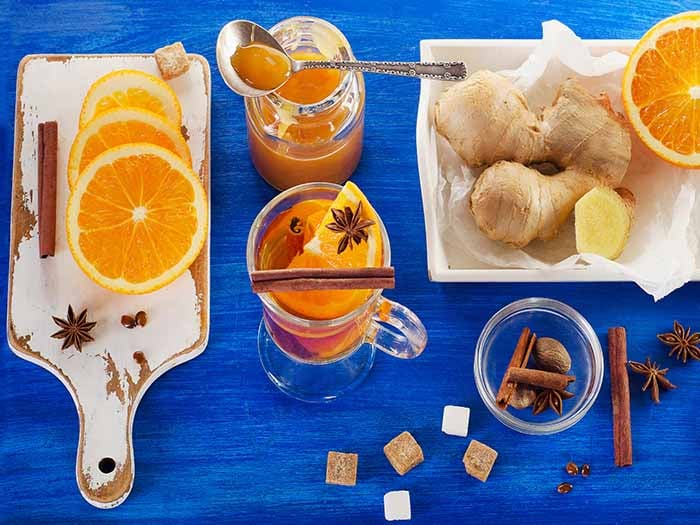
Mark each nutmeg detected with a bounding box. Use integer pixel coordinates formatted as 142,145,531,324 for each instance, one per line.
533,337,571,373
508,384,537,409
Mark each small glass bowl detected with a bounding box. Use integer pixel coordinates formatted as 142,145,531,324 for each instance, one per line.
474,298,603,435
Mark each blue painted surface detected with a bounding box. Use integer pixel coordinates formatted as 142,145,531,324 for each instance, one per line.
2,0,699,523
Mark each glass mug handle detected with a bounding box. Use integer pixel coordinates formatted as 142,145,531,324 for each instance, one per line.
365,296,427,359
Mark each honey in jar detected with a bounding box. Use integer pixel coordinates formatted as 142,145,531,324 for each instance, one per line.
244,17,365,190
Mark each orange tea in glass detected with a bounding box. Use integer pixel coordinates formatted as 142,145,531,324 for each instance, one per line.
247,182,426,402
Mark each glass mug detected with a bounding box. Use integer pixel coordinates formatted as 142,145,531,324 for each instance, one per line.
246,182,427,402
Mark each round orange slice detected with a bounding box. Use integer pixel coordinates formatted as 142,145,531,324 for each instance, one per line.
79,70,182,128
274,181,383,320
622,11,700,167
67,143,208,294
68,107,191,188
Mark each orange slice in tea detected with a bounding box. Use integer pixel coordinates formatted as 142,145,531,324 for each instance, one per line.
302,209,326,245
274,181,383,320
66,143,208,294
79,69,182,128
68,107,191,187
622,11,700,167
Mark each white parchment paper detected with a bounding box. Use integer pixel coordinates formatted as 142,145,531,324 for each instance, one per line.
436,20,699,300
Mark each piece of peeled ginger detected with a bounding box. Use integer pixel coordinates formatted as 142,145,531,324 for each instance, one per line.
575,186,635,260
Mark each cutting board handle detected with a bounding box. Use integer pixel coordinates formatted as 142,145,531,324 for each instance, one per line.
75,396,135,508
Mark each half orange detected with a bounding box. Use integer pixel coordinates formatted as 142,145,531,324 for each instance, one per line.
622,11,700,167
67,143,208,294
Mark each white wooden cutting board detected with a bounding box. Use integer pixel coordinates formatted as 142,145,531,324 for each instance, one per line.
7,54,211,508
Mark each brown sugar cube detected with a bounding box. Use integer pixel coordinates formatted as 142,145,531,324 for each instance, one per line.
325,451,358,486
154,42,190,80
383,431,424,476
463,439,498,482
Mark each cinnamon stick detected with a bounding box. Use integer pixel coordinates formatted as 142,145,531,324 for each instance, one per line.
38,121,58,258
608,327,632,467
521,329,536,367
505,367,575,391
250,267,395,293
495,328,536,409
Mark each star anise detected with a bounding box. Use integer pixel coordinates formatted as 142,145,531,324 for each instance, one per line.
532,389,575,416
657,321,700,363
51,305,96,352
628,357,677,403
325,201,376,255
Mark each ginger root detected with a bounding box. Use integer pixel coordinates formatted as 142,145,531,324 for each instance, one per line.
575,186,635,260
435,70,632,247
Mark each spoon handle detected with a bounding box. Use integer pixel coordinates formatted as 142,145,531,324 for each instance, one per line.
294,60,467,81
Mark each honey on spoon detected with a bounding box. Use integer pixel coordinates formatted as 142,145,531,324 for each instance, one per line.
231,43,340,104
230,42,292,92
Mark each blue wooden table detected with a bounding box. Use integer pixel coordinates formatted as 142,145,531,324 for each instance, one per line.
2,1,698,523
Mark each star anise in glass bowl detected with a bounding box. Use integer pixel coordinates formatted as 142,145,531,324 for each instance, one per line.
532,388,575,417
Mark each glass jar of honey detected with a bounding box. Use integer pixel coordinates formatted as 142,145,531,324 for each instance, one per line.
244,17,365,190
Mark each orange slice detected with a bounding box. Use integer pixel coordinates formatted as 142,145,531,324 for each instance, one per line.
283,201,327,261
79,70,182,128
273,181,383,320
302,209,325,245
66,143,208,294
68,107,191,188
622,11,700,167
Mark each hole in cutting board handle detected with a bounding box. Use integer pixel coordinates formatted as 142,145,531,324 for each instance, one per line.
99,457,116,474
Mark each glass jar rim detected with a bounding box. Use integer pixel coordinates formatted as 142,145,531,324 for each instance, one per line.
246,182,392,328
263,16,357,112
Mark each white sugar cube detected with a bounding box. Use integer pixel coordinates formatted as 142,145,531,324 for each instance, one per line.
384,490,411,521
442,405,470,437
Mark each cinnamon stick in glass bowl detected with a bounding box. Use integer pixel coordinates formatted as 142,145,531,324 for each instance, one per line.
505,367,575,391
494,327,536,409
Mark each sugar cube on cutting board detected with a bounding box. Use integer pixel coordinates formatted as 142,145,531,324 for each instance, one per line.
442,405,470,437
384,490,411,521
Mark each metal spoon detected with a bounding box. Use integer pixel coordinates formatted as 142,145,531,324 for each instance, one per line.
216,20,467,97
